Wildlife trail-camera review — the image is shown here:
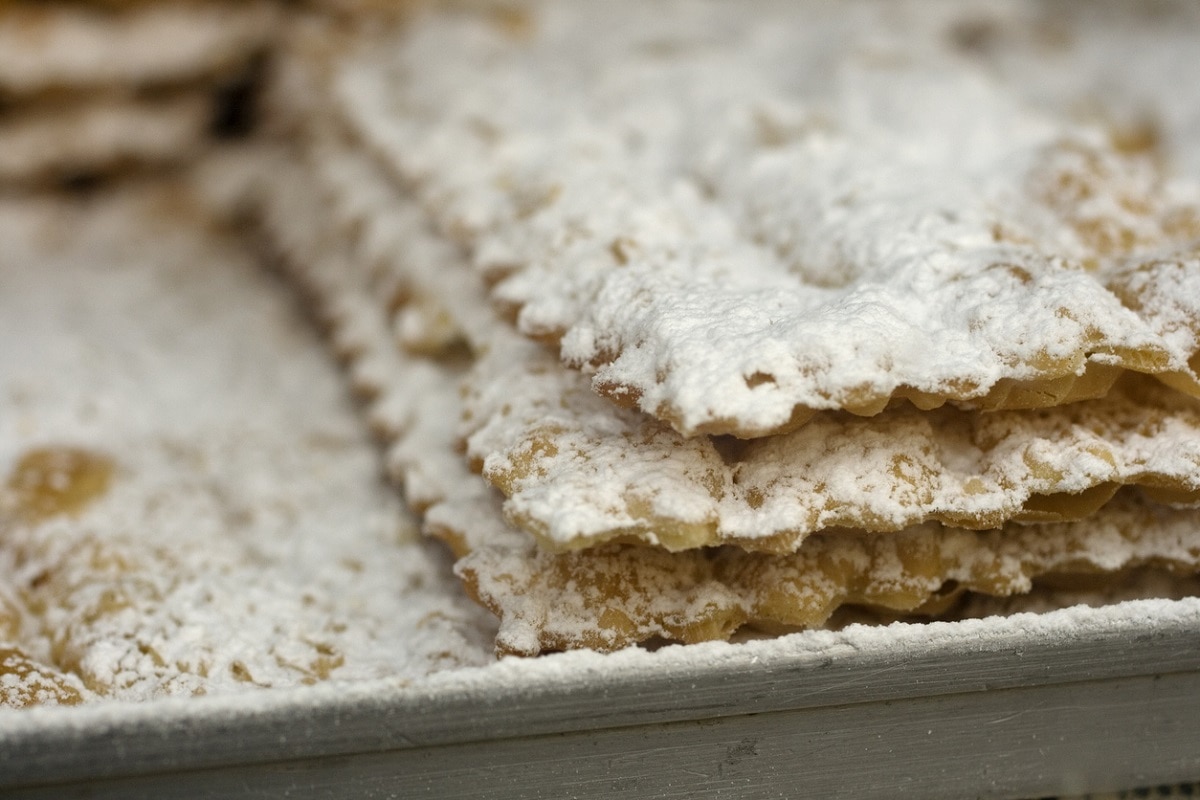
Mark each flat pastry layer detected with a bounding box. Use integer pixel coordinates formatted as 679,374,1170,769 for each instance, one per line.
304,135,1200,553
0,0,276,97
262,150,1200,657
329,1,1200,437
454,491,1200,656
0,181,495,707
466,331,1200,553
0,91,211,184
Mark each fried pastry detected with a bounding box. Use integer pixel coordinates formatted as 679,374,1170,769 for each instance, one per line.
0,648,86,708
263,2,1200,660
303,130,490,356
940,0,1200,178
0,91,210,184
465,327,1200,553
0,0,276,97
0,183,494,707
457,488,1200,656
301,134,1200,554
0,0,279,189
380,337,1200,657
262,150,1200,657
330,1,1200,437
276,209,1200,656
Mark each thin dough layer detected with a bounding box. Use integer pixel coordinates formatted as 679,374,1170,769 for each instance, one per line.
0,181,495,706
466,329,1200,553
0,91,211,184
329,2,1200,436
0,0,276,97
302,135,1200,553
453,491,1200,656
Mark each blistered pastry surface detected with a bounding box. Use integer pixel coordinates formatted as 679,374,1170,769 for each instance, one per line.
458,492,1200,656
332,0,1200,436
465,327,1200,552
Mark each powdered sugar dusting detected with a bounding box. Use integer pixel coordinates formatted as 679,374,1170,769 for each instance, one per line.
333,0,1200,437
266,137,1200,656
466,325,1200,551
0,0,1196,732
0,184,494,707
943,1,1200,179
301,137,1200,554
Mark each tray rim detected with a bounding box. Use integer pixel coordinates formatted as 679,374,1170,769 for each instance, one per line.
3,595,1200,792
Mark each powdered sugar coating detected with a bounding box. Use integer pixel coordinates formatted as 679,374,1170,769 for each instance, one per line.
466,327,1200,552
462,492,1200,656
943,1,1200,179
333,1,1200,436
407,310,1200,655
0,184,494,707
304,137,1200,553
269,139,1200,656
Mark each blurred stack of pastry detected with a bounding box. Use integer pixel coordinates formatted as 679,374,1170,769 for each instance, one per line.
0,0,506,710
0,0,277,189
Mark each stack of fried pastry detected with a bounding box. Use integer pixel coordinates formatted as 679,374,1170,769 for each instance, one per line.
0,0,278,188
263,0,1200,656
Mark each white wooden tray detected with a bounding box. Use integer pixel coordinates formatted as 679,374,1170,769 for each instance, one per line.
3,598,1200,799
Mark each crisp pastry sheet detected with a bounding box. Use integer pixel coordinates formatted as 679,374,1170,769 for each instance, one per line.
259,2,1200,659
0,182,495,708
326,0,1200,438
455,492,1200,657
465,334,1200,553
0,90,211,184
304,134,1200,554
4,0,1197,713
262,149,1200,657
0,0,276,97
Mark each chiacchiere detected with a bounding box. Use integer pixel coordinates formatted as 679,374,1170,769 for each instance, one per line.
0,185,494,708
0,0,275,185
262,144,1200,656
262,0,1200,657
327,1,1200,439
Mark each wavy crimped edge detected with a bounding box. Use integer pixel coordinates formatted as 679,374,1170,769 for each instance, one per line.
291,129,1200,558
475,372,1200,554
451,492,1200,656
